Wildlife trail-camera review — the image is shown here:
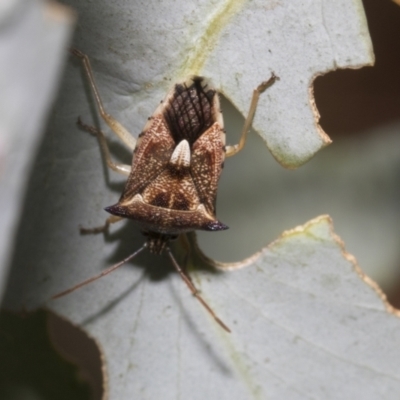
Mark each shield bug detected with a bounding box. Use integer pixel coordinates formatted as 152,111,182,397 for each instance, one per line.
53,48,277,332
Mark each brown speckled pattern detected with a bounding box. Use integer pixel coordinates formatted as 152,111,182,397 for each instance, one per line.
106,77,227,235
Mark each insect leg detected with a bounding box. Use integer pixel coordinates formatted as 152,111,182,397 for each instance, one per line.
80,215,123,235
77,117,131,176
225,73,278,157
166,247,231,333
71,48,137,151
178,234,191,270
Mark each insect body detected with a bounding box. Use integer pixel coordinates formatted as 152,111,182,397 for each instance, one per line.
107,76,228,242
53,48,277,332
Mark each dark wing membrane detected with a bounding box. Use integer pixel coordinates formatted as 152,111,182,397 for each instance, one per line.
119,116,175,201
190,123,225,215
163,77,217,146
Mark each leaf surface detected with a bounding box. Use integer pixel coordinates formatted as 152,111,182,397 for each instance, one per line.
3,1,396,400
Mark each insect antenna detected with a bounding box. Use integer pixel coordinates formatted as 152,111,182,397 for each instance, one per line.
165,247,231,333
52,243,147,300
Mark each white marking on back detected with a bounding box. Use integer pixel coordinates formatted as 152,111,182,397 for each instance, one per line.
170,140,191,167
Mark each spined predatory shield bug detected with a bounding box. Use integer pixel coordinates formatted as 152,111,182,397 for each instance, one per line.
53,48,277,332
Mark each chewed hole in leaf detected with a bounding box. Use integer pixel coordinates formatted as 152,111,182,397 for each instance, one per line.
0,309,103,400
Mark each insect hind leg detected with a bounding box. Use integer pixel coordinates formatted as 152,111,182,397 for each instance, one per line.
225,73,278,157
71,48,137,151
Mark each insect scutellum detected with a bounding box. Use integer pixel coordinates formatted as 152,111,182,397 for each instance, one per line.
53,48,278,333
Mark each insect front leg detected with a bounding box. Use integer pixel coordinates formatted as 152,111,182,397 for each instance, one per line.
71,48,137,151
225,73,278,157
80,215,123,235
177,234,195,284
77,118,131,176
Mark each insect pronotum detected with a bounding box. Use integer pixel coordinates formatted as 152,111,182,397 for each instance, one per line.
53,48,277,332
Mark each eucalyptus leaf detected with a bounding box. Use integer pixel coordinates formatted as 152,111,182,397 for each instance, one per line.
4,1,397,400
